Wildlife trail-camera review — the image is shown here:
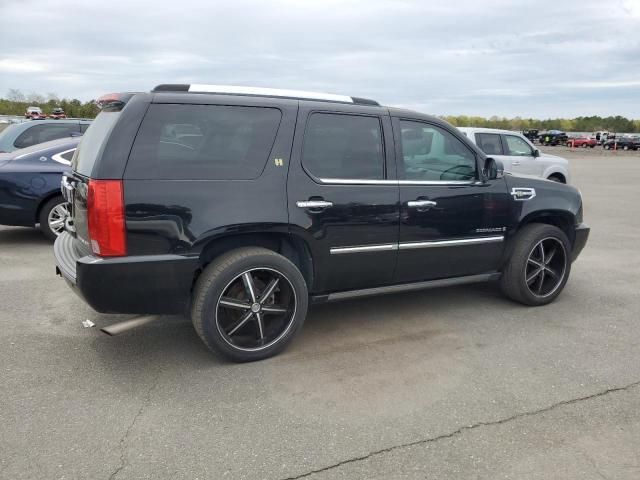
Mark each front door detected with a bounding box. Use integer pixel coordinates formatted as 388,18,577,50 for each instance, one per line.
501,133,543,177
393,118,511,283
287,104,399,293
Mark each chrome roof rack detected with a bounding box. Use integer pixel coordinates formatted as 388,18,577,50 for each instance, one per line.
152,84,379,106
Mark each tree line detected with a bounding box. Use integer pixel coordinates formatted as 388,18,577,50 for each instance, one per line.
2,89,639,133
1,89,99,119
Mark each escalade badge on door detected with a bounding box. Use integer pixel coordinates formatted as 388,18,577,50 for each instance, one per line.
511,187,536,201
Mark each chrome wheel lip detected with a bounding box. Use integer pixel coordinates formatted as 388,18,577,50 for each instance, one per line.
47,202,69,236
524,236,567,298
215,267,297,352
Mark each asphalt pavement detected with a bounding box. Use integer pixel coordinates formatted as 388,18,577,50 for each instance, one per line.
1,149,639,479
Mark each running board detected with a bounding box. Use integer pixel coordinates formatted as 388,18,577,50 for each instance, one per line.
312,273,501,303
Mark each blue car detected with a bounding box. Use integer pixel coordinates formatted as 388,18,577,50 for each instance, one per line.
0,137,79,240
0,119,90,153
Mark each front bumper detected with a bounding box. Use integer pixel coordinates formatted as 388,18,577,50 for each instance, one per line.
54,232,199,314
572,223,590,261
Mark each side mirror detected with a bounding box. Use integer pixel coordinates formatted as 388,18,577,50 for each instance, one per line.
483,157,504,181
532,148,540,157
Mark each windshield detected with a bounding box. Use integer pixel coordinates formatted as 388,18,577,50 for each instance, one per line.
73,111,121,176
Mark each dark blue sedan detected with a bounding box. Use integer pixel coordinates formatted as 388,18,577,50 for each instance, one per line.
0,137,79,240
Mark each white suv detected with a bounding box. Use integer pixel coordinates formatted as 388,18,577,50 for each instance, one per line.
458,127,571,184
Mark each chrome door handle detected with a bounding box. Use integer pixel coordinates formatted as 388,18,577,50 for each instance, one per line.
296,200,333,209
407,200,437,209
512,161,521,166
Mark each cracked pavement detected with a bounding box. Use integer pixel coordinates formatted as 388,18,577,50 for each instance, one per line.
2,150,640,480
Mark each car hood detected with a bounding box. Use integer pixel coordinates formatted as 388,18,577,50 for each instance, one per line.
540,152,568,164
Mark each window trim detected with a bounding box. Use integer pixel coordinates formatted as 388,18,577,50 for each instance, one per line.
393,118,480,184
300,111,388,184
51,148,76,165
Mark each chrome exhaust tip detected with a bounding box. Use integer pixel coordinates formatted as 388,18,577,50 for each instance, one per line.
100,315,158,336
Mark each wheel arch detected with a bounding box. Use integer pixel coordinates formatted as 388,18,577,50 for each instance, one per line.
194,232,315,293
502,210,576,267
35,191,64,225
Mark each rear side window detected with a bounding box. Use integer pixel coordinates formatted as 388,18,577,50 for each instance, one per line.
13,124,78,149
475,133,504,155
302,113,384,180
126,104,282,180
74,112,121,176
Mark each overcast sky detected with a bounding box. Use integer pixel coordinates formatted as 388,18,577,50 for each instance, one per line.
1,0,639,118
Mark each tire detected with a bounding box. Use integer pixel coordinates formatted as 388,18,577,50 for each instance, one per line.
38,196,69,241
604,145,610,150
500,223,571,306
623,145,629,151
191,247,309,362
582,143,588,148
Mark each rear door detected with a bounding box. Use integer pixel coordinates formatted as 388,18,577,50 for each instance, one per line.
393,118,510,283
287,103,399,293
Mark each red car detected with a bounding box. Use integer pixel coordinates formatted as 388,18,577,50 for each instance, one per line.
568,136,597,148
25,106,46,120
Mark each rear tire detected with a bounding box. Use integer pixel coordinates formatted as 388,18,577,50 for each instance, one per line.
500,224,571,306
191,247,308,362
39,196,68,241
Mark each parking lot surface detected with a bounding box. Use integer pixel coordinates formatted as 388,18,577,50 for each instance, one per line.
1,149,639,480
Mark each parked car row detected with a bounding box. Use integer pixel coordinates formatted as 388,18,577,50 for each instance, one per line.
25,106,67,120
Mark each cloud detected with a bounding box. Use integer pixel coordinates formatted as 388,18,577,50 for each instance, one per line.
1,0,639,117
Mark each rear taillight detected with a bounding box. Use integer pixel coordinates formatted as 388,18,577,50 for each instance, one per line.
87,180,127,257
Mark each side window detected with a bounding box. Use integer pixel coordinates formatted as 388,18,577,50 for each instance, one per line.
399,121,476,181
13,124,76,149
61,149,75,161
302,113,384,180
504,135,534,156
80,124,90,133
126,104,282,180
475,133,504,155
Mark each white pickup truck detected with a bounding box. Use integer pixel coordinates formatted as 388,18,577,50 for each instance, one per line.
458,127,571,184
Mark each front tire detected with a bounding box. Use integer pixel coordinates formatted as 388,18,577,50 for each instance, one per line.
500,224,571,306
191,247,308,362
39,196,69,241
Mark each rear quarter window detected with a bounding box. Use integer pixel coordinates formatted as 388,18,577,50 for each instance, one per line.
125,104,282,180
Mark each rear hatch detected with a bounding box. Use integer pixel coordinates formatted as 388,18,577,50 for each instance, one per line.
62,94,133,257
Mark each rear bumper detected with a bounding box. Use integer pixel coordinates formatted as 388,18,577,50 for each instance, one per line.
572,223,590,261
54,232,199,314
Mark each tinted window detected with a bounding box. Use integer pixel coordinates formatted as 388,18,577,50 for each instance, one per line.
126,104,281,180
80,124,90,133
13,124,78,149
302,113,384,180
399,121,476,181
61,150,75,161
475,133,504,155
504,135,533,156
74,112,121,176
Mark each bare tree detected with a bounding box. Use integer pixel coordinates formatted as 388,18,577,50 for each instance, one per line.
6,89,25,102
27,92,45,104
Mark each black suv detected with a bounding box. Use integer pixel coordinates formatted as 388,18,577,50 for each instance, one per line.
55,85,589,362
